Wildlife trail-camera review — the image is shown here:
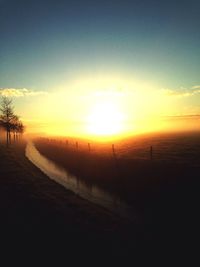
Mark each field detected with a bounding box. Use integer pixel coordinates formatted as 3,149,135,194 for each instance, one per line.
1,131,200,261
34,131,200,244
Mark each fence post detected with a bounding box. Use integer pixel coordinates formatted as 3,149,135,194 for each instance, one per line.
150,146,153,161
112,144,116,158
88,142,91,152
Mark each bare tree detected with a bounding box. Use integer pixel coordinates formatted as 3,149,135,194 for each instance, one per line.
13,120,25,140
0,97,25,145
10,115,19,141
0,97,15,145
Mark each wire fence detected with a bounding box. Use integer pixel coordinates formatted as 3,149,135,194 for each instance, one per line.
37,132,200,165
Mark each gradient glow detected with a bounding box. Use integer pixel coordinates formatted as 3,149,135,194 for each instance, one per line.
0,0,200,138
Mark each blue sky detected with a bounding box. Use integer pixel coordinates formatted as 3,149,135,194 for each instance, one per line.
0,0,200,135
1,0,200,89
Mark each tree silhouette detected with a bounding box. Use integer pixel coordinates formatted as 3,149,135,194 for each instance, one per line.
10,115,19,140
0,97,25,145
12,119,25,140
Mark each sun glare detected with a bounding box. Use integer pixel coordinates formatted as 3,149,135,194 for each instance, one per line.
27,75,171,138
87,101,124,136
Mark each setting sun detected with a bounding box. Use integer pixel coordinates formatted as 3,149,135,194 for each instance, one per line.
87,101,124,136
0,0,199,258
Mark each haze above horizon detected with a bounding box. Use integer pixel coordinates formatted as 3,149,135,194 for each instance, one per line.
0,0,200,138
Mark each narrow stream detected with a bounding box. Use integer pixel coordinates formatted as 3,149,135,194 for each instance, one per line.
25,141,136,220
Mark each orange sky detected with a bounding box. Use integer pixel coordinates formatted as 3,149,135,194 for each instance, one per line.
3,75,197,139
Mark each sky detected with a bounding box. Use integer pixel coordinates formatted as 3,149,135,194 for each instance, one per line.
0,0,200,137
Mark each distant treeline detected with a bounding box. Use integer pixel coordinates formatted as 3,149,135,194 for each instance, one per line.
0,97,25,145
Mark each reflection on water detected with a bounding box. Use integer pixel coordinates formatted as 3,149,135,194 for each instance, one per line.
25,141,136,220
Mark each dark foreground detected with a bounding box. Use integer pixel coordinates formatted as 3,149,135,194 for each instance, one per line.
0,140,199,264
35,137,200,263
0,141,145,264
